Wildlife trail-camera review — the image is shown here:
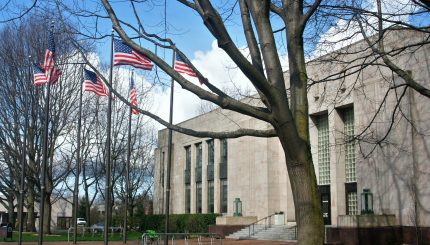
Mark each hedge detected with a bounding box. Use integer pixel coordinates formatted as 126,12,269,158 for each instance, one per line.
136,213,220,233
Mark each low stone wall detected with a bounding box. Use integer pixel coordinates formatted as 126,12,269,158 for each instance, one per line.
216,216,257,225
337,214,397,227
325,226,430,245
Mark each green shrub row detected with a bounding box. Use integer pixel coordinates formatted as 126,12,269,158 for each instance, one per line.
137,213,220,233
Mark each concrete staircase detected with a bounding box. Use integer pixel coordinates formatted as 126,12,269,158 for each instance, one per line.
226,224,297,241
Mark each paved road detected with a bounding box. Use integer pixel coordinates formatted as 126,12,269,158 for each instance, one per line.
0,239,297,245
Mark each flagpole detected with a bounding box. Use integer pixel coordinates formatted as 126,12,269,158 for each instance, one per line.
123,69,133,243
18,56,32,245
73,64,84,244
104,29,114,245
38,21,54,245
164,50,175,245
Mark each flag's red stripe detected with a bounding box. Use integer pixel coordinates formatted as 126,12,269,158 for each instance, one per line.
83,80,109,97
174,61,197,77
113,52,154,71
114,57,153,65
131,51,152,63
130,88,139,115
34,74,47,85
114,61,153,70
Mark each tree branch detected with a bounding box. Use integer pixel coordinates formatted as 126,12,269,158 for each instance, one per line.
183,0,273,97
355,5,430,99
302,0,322,26
73,41,276,139
101,0,273,123
239,0,271,109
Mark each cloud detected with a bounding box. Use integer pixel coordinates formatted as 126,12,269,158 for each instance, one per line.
151,40,259,125
313,0,419,58
193,40,253,93
104,40,290,127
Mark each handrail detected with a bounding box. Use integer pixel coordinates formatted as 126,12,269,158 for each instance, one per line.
247,213,277,238
141,232,222,245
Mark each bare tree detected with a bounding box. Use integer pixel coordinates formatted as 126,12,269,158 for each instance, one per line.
21,0,427,243
96,1,429,244
0,16,87,233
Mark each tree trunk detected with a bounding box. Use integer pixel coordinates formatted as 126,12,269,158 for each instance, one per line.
7,196,15,226
43,193,51,234
267,3,325,242
85,189,91,225
128,200,133,219
83,161,91,225
277,125,324,245
26,183,36,232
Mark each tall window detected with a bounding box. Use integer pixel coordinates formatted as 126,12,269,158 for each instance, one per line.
208,140,214,166
184,146,191,213
220,139,228,213
344,108,356,183
160,152,165,187
195,143,202,182
343,107,358,215
185,146,191,170
220,139,228,179
220,179,228,213
207,140,214,213
221,139,228,167
317,115,330,185
196,183,202,213
185,185,191,213
195,143,202,213
208,181,214,213
347,192,358,215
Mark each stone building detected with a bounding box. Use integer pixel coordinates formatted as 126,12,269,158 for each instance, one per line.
153,29,430,232
0,196,73,230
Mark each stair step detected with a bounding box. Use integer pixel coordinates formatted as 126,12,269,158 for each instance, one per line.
226,224,297,241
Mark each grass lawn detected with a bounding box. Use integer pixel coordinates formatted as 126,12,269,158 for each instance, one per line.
2,231,142,242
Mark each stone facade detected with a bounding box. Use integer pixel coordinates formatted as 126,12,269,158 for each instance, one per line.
154,29,430,228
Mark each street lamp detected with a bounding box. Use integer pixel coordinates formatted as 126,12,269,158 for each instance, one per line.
361,189,374,214
233,198,242,216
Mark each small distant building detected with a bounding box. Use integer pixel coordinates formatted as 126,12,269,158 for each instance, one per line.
0,196,73,230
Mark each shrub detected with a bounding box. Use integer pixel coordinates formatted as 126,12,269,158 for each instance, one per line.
137,213,219,233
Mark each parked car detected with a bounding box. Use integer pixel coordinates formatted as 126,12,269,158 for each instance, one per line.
91,223,122,233
77,218,87,226
91,222,104,232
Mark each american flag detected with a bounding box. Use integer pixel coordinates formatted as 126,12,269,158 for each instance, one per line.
130,77,139,115
43,30,62,84
174,53,197,77
83,69,109,97
113,39,154,70
33,64,47,85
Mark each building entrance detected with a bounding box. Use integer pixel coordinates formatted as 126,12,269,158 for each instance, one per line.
318,185,331,225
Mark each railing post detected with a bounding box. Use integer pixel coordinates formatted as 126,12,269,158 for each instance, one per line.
269,215,271,228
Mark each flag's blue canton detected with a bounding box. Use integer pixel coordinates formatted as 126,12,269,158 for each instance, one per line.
84,69,98,84
113,39,153,70
48,30,55,52
34,64,45,73
175,54,186,62
114,39,132,54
